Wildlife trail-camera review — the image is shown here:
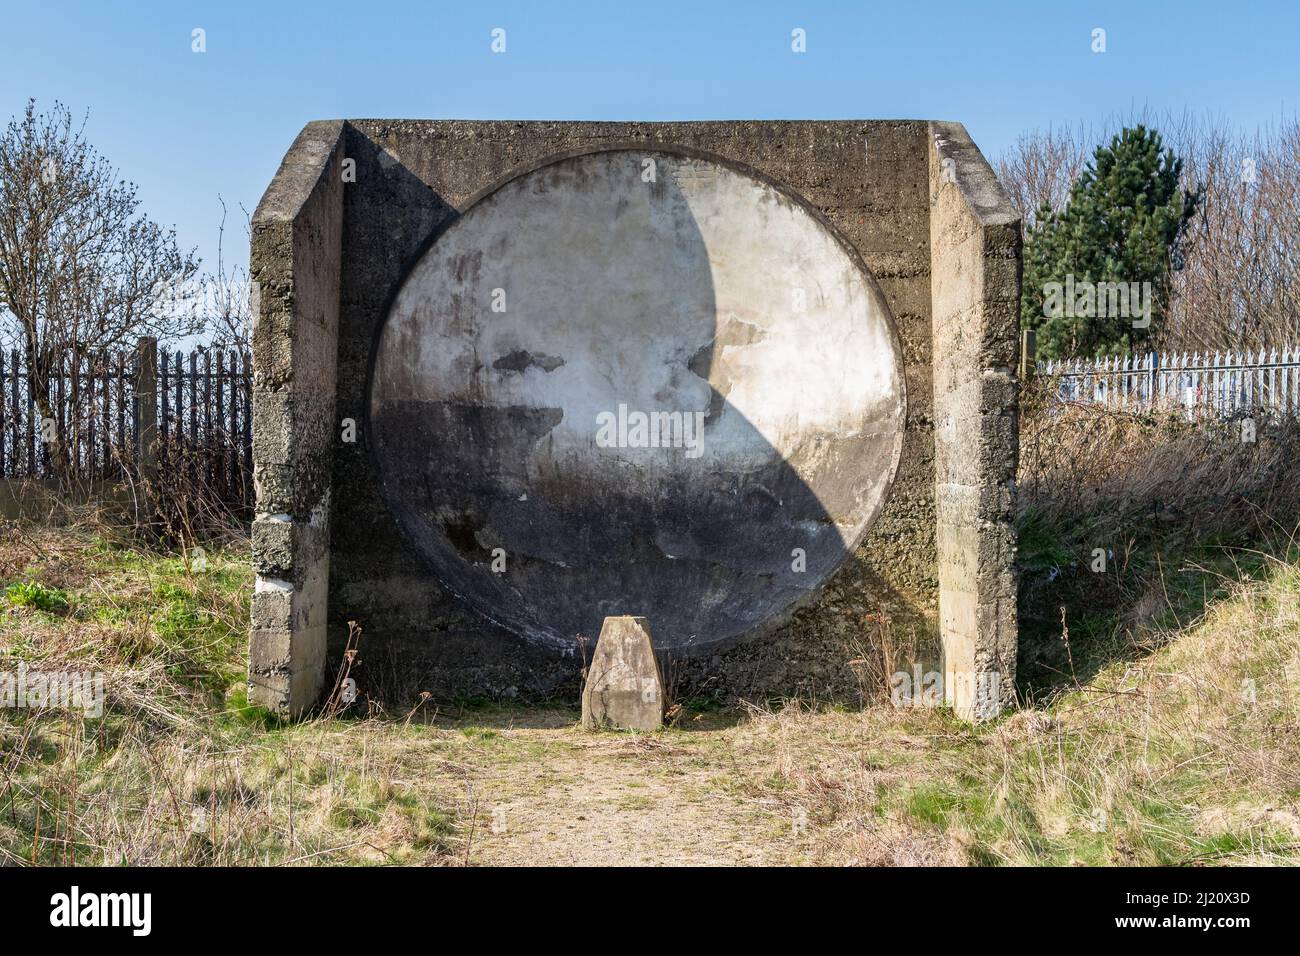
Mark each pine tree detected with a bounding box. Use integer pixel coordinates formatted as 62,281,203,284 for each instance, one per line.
1021,126,1198,360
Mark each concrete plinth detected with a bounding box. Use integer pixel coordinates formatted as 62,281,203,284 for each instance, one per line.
581,617,666,732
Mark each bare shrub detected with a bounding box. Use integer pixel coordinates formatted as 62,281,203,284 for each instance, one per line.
145,429,251,549
1015,374,1300,698
0,100,200,483
995,123,1091,228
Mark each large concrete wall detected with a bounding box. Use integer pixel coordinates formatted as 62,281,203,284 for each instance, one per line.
248,121,345,716
330,120,939,702
248,119,1020,715
927,122,1021,719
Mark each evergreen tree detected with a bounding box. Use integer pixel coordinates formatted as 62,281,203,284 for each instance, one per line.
1021,126,1198,360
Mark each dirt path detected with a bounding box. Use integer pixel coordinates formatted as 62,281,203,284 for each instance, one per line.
366,703,961,867
434,710,806,866
462,734,789,865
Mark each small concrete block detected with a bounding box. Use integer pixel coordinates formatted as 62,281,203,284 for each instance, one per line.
581,616,665,732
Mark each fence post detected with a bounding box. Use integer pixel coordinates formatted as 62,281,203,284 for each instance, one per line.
133,336,158,493
1019,328,1036,383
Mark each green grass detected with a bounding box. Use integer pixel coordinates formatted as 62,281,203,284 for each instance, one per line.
2,581,69,614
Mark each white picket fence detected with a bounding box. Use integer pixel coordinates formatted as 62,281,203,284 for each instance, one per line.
1038,348,1300,417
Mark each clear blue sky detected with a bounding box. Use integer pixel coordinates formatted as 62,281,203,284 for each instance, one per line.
2,0,1295,272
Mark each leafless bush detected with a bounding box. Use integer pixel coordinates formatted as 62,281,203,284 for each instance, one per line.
1166,118,1300,351
1018,376,1300,540
995,122,1092,228
0,100,200,481
197,197,252,351
144,430,251,549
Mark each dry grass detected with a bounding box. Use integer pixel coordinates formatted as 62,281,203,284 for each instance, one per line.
1018,386,1300,538
4,522,1296,866
1015,382,1300,698
736,553,1300,865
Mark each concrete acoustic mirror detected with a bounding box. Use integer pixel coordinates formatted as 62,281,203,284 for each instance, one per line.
368,148,906,655
248,121,1022,722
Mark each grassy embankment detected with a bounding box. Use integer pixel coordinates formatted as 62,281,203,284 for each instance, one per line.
2,393,1299,865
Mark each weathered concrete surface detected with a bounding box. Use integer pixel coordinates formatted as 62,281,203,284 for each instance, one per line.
581,616,665,731
250,119,1020,714
248,121,345,716
928,122,1021,719
329,120,939,702
370,148,905,654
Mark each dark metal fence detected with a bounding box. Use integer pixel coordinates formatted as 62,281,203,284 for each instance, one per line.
0,336,252,504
